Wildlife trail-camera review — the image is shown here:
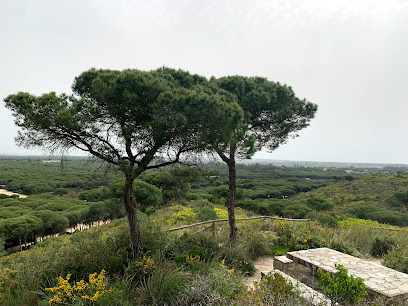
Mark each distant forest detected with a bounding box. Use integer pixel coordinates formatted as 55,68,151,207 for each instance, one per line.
1,157,408,251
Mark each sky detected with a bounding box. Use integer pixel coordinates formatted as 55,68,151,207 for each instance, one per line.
1,0,408,164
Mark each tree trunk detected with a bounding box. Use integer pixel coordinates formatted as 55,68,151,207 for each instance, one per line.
227,148,238,240
124,176,141,260
18,236,22,252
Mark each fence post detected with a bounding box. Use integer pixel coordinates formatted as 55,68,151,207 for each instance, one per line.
212,221,215,238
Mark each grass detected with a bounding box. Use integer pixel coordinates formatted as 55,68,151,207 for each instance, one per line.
2,198,408,305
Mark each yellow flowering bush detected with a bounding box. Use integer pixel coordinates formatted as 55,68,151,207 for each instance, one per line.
185,254,200,265
135,256,155,275
170,208,196,222
214,208,228,219
46,270,111,304
0,268,20,305
125,256,155,283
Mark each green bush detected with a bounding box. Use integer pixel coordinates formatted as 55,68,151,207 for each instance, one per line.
292,233,326,251
383,249,408,273
218,245,256,276
135,268,189,305
371,237,394,257
318,264,367,305
308,212,338,228
176,274,224,305
208,265,246,301
193,200,218,221
167,231,218,260
234,271,305,306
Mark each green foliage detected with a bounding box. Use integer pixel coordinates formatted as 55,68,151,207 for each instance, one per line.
351,205,408,226
371,237,394,257
306,197,334,211
110,179,163,209
193,199,218,221
135,268,189,305
0,268,20,305
0,159,118,195
318,264,367,305
34,209,69,235
234,271,304,306
124,255,155,284
308,212,338,228
219,244,256,276
214,207,229,219
292,233,325,251
338,217,382,228
273,221,293,246
170,208,197,223
53,188,68,197
387,189,408,209
210,185,245,205
383,249,408,273
79,187,111,202
208,263,246,301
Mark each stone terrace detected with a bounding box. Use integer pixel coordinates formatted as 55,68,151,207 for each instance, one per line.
277,247,408,301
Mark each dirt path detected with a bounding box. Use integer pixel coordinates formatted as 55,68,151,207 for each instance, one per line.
244,256,275,289
0,188,27,198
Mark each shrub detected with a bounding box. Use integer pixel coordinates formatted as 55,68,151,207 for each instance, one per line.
371,237,394,257
308,212,338,228
168,231,218,260
45,270,111,305
170,208,196,223
193,200,217,221
0,268,20,305
174,245,205,268
218,246,256,276
292,233,326,251
306,197,334,211
124,256,155,284
234,271,305,305
135,269,189,305
273,221,293,246
176,274,224,305
214,208,228,219
383,249,408,273
208,264,246,301
239,223,275,258
318,264,367,305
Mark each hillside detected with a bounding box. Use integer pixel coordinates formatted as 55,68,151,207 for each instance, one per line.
297,173,408,212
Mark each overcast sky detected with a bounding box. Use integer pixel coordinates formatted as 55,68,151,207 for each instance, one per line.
1,0,407,164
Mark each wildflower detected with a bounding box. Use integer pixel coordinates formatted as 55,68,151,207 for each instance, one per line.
46,270,110,304
186,254,200,265
228,268,235,275
220,259,225,268
48,295,62,304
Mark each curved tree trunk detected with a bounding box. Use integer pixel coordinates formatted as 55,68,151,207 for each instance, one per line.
124,176,141,260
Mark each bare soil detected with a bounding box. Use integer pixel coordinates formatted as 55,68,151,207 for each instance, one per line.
0,188,27,198
244,256,275,289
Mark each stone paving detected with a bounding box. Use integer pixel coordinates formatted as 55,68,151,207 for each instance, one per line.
286,247,408,301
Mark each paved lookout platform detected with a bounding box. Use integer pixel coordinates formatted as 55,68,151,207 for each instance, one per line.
275,247,408,301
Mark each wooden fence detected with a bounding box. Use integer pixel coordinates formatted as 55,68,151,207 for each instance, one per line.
369,226,402,232
169,216,311,237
